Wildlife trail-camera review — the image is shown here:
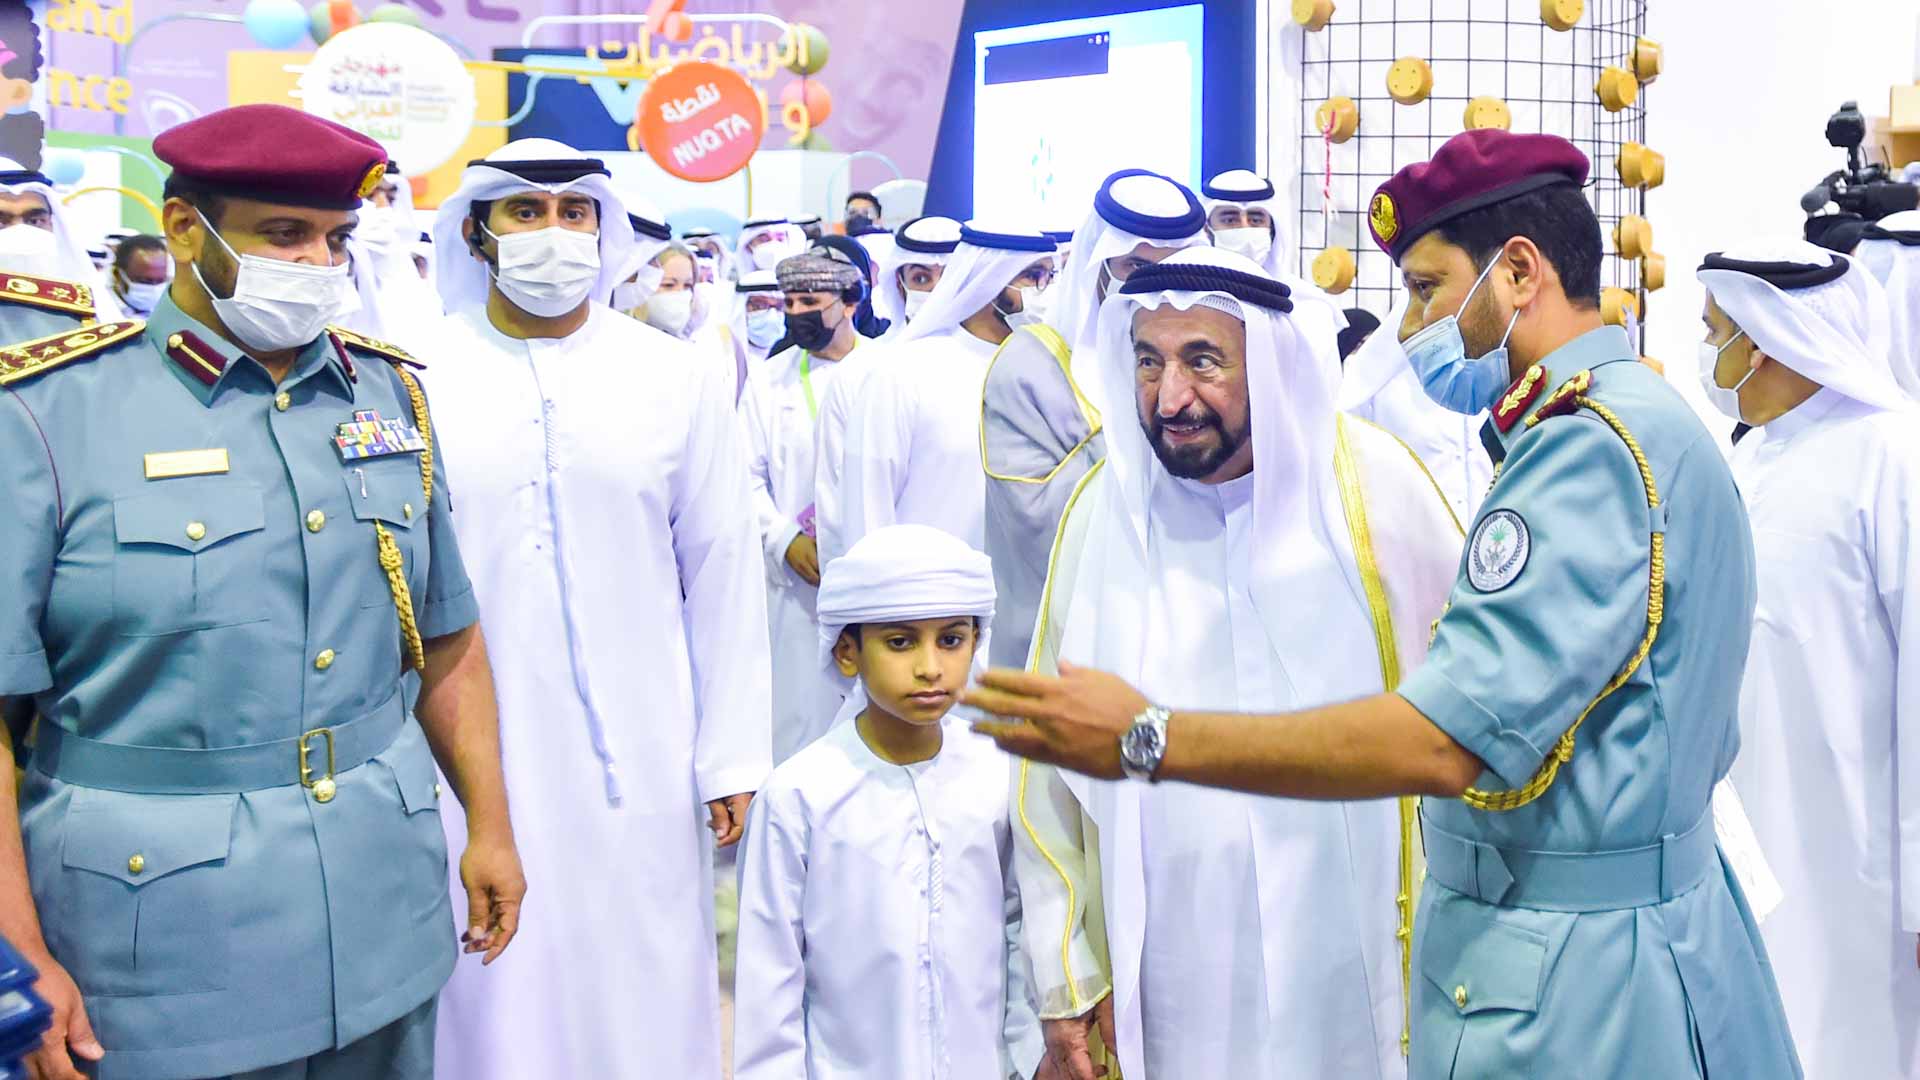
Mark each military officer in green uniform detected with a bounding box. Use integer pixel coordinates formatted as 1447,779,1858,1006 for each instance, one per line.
0,103,524,1080
966,130,1803,1079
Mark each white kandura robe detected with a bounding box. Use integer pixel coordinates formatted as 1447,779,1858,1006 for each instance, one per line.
738,343,853,763
1339,328,1492,524
1728,387,1920,1079
423,304,773,1080
1017,420,1459,1080
810,344,887,567
733,714,1044,1080
836,326,1001,553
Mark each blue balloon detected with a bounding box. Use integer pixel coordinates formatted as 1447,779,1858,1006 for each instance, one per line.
42,150,84,187
243,0,311,50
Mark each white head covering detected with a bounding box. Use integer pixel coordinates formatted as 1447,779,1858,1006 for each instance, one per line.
1082,245,1368,691
734,218,808,274
1698,238,1911,412
1852,208,1920,399
430,139,637,315
1049,170,1209,365
874,215,960,331
612,192,675,301
1201,169,1289,277
0,158,122,315
893,222,1056,346
814,523,997,727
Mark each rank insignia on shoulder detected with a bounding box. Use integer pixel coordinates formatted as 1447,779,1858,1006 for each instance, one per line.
0,272,95,317
1492,364,1548,433
334,409,426,461
328,326,425,370
0,320,144,386
1528,370,1594,427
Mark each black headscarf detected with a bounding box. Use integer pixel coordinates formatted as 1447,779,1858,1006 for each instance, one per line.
1336,308,1380,363
813,235,890,339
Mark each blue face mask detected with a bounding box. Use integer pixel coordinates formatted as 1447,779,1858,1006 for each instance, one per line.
1401,254,1523,415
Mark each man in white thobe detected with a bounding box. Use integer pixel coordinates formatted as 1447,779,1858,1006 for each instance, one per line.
421,140,772,1080
1853,208,1920,398
733,525,1043,1079
1339,308,1494,523
1012,248,1459,1080
1699,239,1920,1078
811,215,961,566
980,168,1208,668
832,222,1057,554
1200,168,1289,275
739,251,872,763
0,157,125,323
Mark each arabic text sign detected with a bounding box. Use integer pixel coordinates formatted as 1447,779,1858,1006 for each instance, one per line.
635,61,764,183
297,22,477,174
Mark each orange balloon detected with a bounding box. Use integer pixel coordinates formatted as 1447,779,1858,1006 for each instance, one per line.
779,79,832,128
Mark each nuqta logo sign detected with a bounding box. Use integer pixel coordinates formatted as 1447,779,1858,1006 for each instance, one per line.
636,61,765,183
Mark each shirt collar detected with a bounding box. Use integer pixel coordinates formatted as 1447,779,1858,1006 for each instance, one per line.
1485,324,1637,458
144,294,356,406
1760,385,1847,441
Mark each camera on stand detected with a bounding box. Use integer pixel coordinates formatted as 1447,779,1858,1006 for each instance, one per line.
1804,101,1920,252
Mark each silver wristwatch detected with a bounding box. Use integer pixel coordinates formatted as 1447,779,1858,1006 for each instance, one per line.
1119,704,1171,782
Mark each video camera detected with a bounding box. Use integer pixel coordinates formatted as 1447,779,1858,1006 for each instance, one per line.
1803,101,1920,251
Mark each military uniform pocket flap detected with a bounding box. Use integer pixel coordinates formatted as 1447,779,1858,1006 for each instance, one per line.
342,465,420,529
379,737,441,814
1420,902,1549,1015
61,790,238,886
114,481,265,552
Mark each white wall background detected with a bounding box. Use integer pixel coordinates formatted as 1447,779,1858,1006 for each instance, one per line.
1644,0,1919,433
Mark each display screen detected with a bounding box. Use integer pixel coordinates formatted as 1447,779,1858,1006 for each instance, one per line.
971,5,1205,228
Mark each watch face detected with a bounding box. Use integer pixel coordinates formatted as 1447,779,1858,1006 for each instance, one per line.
1123,721,1163,769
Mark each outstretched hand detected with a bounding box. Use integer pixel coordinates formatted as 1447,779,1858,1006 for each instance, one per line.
964,661,1149,781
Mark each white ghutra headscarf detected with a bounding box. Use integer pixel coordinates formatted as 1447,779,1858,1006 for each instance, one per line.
1853,208,1920,399
431,139,640,315
1698,238,1911,412
892,222,1055,346
814,523,997,728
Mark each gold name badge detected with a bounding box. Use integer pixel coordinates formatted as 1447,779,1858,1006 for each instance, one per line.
143,448,231,480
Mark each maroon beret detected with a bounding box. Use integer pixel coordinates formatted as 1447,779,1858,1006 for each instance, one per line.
1368,129,1590,262
154,104,389,211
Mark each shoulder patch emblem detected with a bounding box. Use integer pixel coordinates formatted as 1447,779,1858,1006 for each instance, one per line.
328,325,425,369
1467,509,1530,592
0,273,95,317
1492,364,1548,433
1528,369,1594,427
0,320,144,386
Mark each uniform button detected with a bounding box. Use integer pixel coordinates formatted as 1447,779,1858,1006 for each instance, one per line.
314,648,336,671
166,333,183,348
306,510,326,533
403,502,414,521
1453,984,1469,1010
127,853,145,875
274,391,291,412
185,521,206,542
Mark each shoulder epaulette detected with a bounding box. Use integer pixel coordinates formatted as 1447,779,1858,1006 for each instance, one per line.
1527,369,1594,427
328,325,425,369
0,273,96,317
1491,364,1548,432
0,320,144,387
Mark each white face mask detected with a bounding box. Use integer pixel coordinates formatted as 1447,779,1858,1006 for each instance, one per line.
746,307,785,348
0,223,61,279
643,290,694,336
117,276,168,315
1697,330,1755,423
1002,286,1045,329
1213,225,1272,266
483,223,601,318
903,288,933,320
193,210,352,352
750,234,805,272
356,205,399,251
